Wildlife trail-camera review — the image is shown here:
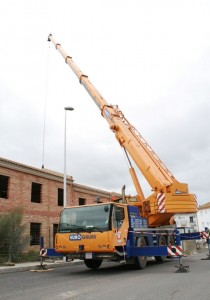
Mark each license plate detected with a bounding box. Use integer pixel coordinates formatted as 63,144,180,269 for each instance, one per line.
85,253,92,259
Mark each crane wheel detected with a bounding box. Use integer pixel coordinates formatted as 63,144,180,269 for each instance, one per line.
155,235,167,263
134,237,147,269
167,235,175,246
84,259,103,269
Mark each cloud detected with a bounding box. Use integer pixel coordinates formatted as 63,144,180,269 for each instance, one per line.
0,0,210,205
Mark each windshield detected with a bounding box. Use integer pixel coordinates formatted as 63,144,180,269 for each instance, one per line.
59,204,111,233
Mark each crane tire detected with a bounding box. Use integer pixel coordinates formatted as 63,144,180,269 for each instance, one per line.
155,235,167,263
134,236,147,269
84,259,103,269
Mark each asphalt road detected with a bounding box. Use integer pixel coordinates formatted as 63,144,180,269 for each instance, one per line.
0,251,210,300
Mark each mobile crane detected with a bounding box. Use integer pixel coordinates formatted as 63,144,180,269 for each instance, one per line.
47,34,198,269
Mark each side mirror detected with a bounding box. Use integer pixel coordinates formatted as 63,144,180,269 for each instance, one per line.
104,205,109,212
115,210,121,222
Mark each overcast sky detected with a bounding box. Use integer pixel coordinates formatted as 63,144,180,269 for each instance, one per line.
0,1,210,205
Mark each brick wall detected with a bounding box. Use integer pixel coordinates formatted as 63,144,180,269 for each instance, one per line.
0,158,118,250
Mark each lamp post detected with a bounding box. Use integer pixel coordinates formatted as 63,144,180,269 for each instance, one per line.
64,106,74,207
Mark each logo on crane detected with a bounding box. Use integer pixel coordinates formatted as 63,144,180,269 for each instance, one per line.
69,234,82,241
69,234,96,241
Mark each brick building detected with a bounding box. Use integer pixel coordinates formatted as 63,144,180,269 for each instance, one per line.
0,157,119,250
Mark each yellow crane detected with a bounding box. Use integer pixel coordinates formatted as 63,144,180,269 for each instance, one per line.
46,35,200,270
48,34,197,227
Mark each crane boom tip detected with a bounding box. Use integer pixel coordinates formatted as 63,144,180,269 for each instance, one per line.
47,34,52,42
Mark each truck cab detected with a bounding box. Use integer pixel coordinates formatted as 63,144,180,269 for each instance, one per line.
55,202,152,269
56,203,127,258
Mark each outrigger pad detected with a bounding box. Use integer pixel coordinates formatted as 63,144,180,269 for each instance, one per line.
201,255,210,260
174,264,189,273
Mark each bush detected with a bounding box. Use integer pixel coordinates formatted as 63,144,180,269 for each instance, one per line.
0,207,29,263
16,250,40,263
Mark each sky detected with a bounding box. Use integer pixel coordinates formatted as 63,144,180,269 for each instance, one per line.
0,0,210,205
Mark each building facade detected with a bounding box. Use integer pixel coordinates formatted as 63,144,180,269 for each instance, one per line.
174,213,198,230
0,157,119,250
197,202,210,232
173,203,210,233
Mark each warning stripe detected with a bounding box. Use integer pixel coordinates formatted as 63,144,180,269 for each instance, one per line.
194,194,198,210
200,231,209,239
157,193,166,213
40,248,47,256
167,246,183,256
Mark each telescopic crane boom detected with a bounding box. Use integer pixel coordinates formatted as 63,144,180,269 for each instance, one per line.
48,34,197,226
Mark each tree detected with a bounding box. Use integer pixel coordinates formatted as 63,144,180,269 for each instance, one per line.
0,207,29,263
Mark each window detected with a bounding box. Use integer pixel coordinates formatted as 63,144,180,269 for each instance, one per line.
59,204,111,233
189,216,194,223
58,188,63,206
30,223,41,245
112,206,125,228
0,175,9,199
79,198,86,206
53,224,58,247
31,182,42,203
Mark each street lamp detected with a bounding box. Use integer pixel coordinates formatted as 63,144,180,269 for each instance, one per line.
64,106,74,207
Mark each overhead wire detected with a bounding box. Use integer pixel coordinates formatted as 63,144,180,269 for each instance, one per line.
41,42,50,169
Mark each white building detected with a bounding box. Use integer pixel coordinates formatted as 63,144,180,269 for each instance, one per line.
174,213,198,231
173,202,210,233
196,202,210,232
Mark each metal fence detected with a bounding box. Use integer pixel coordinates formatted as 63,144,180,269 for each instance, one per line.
0,238,40,264
0,209,42,264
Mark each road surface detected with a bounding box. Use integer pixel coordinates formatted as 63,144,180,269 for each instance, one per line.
0,251,209,300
